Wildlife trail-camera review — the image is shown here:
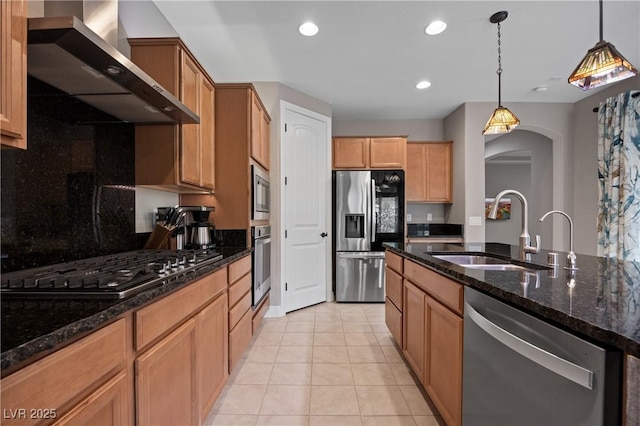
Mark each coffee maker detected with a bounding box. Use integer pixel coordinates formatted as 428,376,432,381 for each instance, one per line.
182,206,216,249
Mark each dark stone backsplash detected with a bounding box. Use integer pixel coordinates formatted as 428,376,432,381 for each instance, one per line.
1,78,138,272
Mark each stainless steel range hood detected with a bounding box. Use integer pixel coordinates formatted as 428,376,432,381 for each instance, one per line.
27,16,199,124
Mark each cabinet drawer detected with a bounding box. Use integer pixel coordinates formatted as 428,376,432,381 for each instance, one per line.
228,272,252,308
404,260,462,315
229,290,251,330
385,251,403,274
1,319,128,426
229,255,251,284
385,267,403,311
229,310,252,373
135,268,227,351
252,295,270,334
385,297,402,348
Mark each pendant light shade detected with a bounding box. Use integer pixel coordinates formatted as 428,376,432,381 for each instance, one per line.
483,11,519,136
568,0,637,90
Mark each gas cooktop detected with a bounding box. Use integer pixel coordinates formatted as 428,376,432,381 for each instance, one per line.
0,249,223,299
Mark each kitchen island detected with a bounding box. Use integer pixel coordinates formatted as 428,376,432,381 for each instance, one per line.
385,241,639,426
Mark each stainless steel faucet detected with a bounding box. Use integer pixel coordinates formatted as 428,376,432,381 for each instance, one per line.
488,189,540,262
539,210,578,270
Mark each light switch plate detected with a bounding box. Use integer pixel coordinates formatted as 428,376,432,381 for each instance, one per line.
469,216,482,226
407,214,412,222
427,213,433,221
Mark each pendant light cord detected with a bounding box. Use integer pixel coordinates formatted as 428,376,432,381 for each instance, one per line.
599,0,604,42
496,21,503,107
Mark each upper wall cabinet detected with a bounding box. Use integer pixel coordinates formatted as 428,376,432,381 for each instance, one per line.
129,38,215,193
251,92,270,171
406,141,452,203
1,0,27,149
332,136,406,170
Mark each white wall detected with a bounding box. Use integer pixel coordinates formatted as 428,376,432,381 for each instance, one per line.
572,76,640,255
332,119,444,140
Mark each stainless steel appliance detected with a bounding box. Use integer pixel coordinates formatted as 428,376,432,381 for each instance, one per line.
182,206,216,249
0,249,223,299
463,287,621,425
251,225,271,307
333,170,404,302
252,165,270,221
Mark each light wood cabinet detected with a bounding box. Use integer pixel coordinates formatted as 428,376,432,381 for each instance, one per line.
227,254,253,373
0,318,131,426
406,142,453,203
251,91,270,170
1,0,27,149
385,251,404,347
129,38,215,193
397,254,463,426
333,136,406,169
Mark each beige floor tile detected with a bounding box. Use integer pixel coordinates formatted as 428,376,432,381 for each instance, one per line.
356,386,411,416
260,321,288,333
281,332,315,346
342,321,373,333
260,385,311,415
364,312,386,323
398,386,435,416
276,345,313,363
310,385,360,416
314,321,344,333
310,415,363,425
269,363,312,385
206,414,258,426
381,346,404,363
311,363,353,385
313,332,346,346
361,415,417,425
388,363,417,385
286,321,316,333
369,322,390,333
253,332,284,346
413,415,445,426
231,362,274,385
347,345,387,363
287,310,316,322
314,302,341,313
312,345,350,363
316,311,342,322
256,415,309,425
245,345,280,363
351,363,396,385
345,332,379,346
375,331,396,346
341,312,368,322
217,384,267,415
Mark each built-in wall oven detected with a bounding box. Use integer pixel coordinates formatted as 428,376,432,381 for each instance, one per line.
252,165,270,221
251,225,271,307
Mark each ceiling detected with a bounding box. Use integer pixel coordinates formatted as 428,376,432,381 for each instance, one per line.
121,1,640,121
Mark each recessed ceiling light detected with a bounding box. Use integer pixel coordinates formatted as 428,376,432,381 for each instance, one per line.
299,22,319,37
425,20,447,36
416,80,432,89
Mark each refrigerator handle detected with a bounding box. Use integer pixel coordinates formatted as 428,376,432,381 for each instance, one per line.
371,179,376,242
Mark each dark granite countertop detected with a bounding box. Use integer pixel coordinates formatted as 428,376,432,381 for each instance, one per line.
385,242,640,358
1,247,251,375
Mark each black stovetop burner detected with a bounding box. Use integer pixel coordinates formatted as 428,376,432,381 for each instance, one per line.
0,249,223,299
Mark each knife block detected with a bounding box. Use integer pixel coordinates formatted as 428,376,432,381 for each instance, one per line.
144,224,172,249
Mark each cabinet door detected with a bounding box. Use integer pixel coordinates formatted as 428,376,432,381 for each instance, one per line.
369,137,406,169
198,293,228,422
333,138,368,169
403,280,426,385
200,77,215,189
250,92,269,169
425,143,452,202
180,52,201,187
425,296,462,426
53,372,131,426
406,144,427,201
136,318,198,426
260,109,270,170
1,0,27,149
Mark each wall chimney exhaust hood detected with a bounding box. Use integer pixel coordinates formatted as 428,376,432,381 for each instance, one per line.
27,16,199,125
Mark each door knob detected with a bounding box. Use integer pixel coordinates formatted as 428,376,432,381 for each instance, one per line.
320,232,328,238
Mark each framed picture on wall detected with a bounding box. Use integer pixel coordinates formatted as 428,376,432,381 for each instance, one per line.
485,198,511,220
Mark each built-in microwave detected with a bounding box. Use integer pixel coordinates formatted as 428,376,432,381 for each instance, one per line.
252,165,270,221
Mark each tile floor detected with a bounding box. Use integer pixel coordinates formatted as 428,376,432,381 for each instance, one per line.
205,301,445,426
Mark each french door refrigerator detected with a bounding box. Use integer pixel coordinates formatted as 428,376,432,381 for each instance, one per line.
333,170,404,302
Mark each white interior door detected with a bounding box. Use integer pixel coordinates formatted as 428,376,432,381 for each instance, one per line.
282,102,331,313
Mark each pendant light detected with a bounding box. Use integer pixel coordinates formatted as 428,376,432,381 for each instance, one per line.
483,11,519,136
568,0,637,90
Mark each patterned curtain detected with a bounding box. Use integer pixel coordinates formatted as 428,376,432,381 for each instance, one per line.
597,90,640,261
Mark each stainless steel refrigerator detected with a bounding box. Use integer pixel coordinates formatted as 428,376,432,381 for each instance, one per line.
333,170,405,302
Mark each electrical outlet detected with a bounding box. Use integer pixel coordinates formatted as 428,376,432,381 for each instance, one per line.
427,213,433,221
407,214,412,222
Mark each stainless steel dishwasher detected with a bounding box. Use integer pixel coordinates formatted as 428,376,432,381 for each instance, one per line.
463,287,621,426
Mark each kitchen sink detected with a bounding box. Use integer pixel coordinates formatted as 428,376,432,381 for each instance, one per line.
431,254,541,272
